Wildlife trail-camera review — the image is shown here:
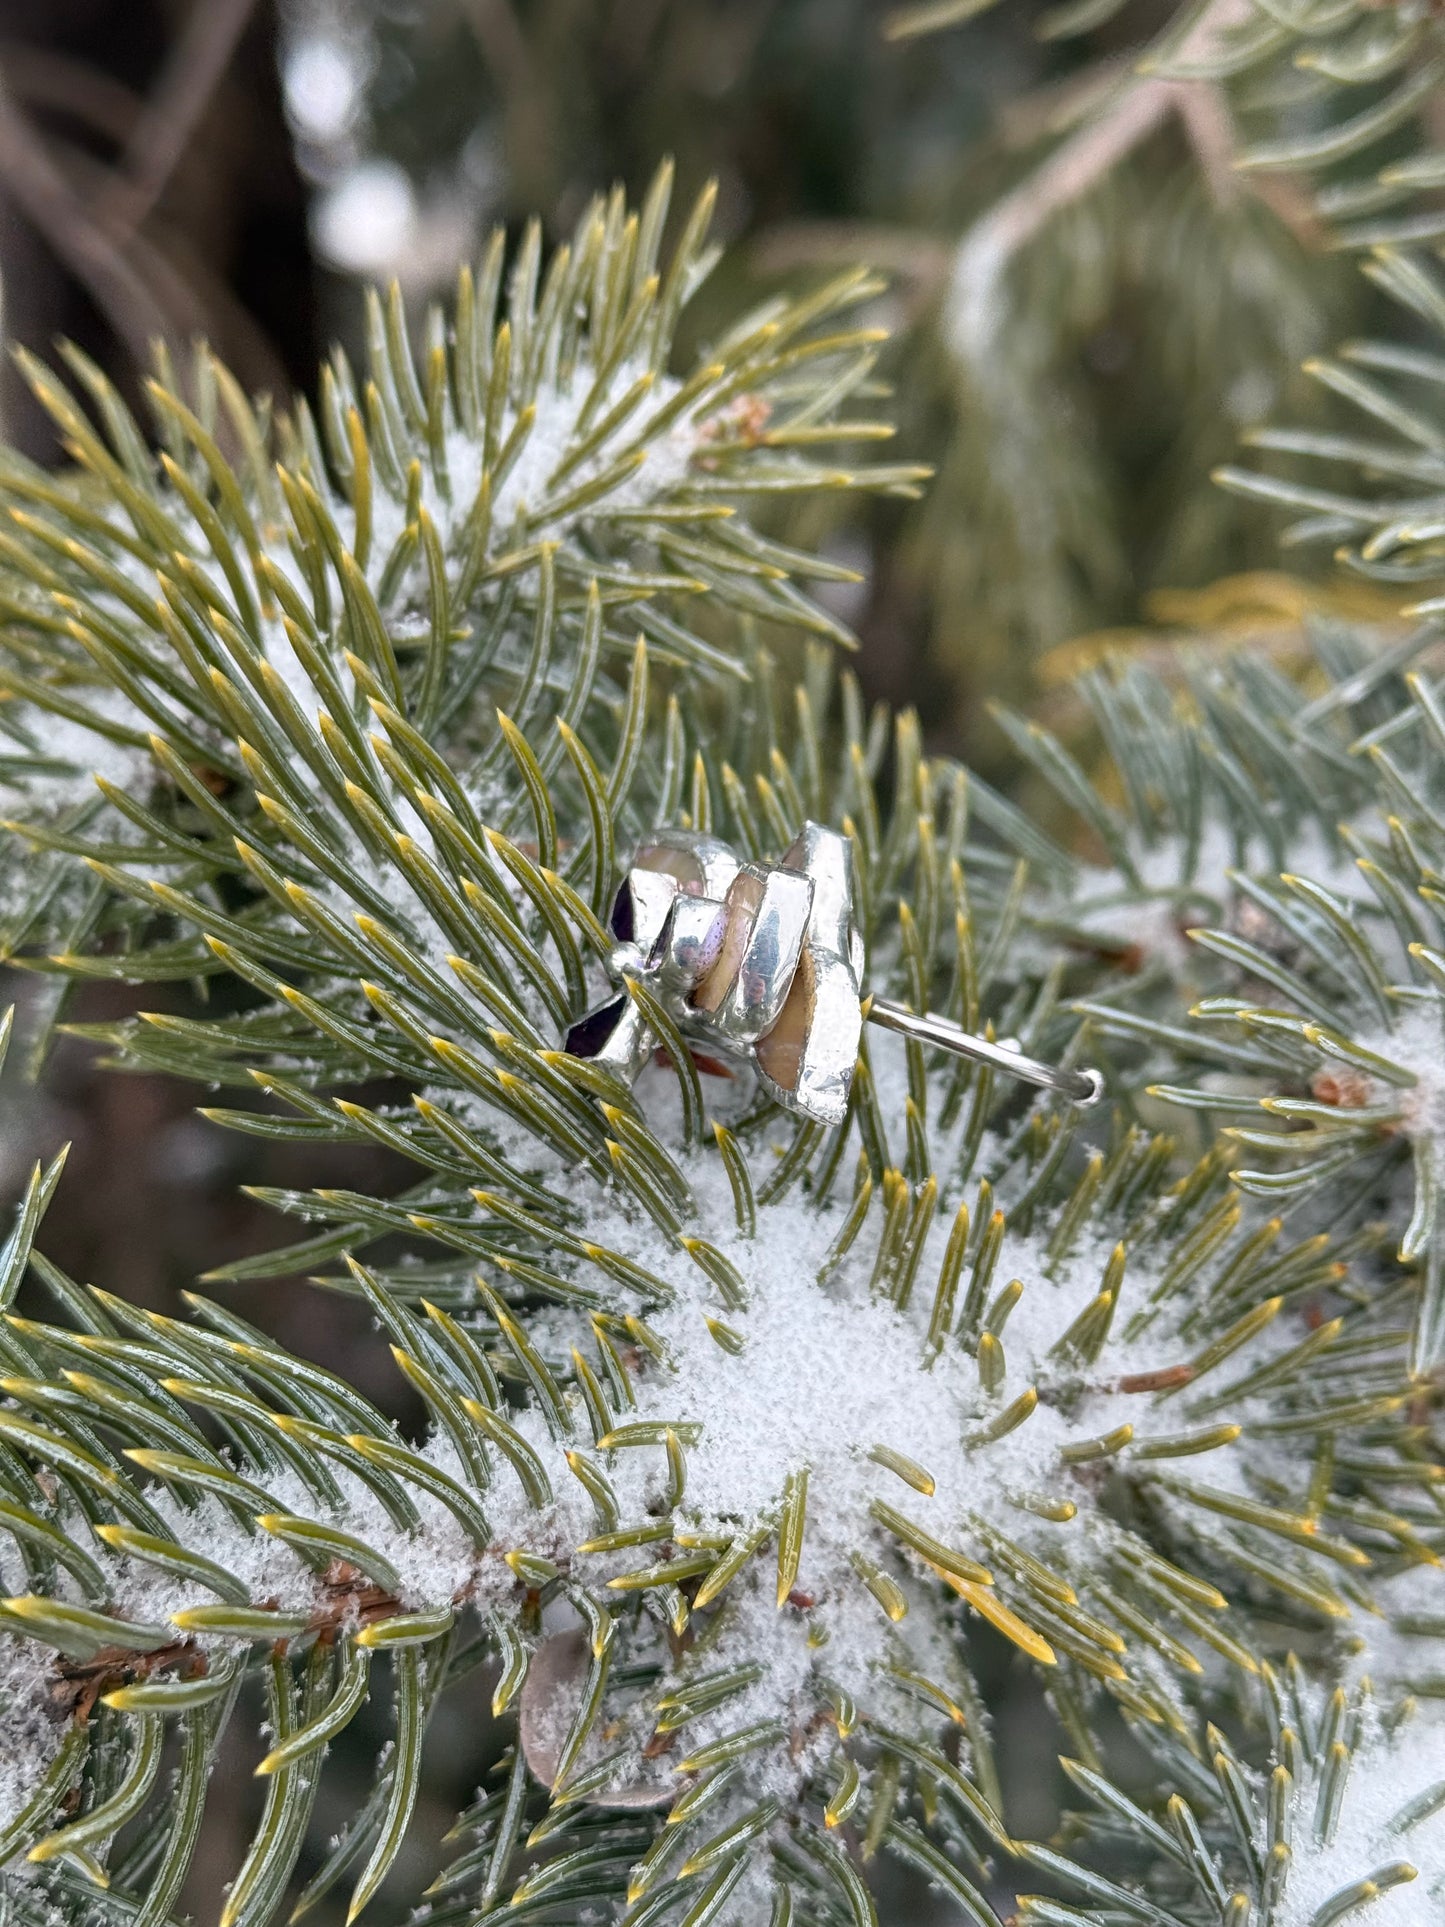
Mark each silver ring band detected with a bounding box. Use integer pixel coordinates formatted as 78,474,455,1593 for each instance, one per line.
867,999,1103,1108
564,825,1106,1124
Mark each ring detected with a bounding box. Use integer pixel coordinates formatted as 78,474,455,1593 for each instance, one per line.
563,823,1103,1124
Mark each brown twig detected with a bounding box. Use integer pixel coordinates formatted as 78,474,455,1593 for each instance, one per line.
752,222,949,284
946,0,1271,365
995,55,1136,151
0,41,142,147
0,80,175,369
0,83,289,398
751,221,949,327
96,0,259,238
456,0,536,100
604,0,674,72
44,133,292,397
456,0,556,207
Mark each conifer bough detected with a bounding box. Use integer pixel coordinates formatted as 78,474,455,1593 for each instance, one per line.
0,135,1436,1927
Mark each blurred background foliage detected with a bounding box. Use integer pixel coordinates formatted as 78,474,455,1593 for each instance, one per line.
0,2,1419,1915
0,0,1377,768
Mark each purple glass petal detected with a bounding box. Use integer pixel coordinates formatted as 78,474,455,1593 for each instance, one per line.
565,993,630,1060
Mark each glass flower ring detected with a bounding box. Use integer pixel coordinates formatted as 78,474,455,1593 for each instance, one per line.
563,823,1103,1125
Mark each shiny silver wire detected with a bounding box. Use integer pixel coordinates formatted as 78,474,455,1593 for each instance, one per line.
867,999,1104,1108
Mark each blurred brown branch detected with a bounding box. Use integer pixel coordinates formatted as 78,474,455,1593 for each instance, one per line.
98,0,259,237
0,41,141,146
0,0,307,440
0,77,173,367
455,0,555,209
752,222,948,325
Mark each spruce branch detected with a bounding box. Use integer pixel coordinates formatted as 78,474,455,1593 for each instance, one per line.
0,1033,1416,1923
0,63,1440,1927
1021,1662,1445,1923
